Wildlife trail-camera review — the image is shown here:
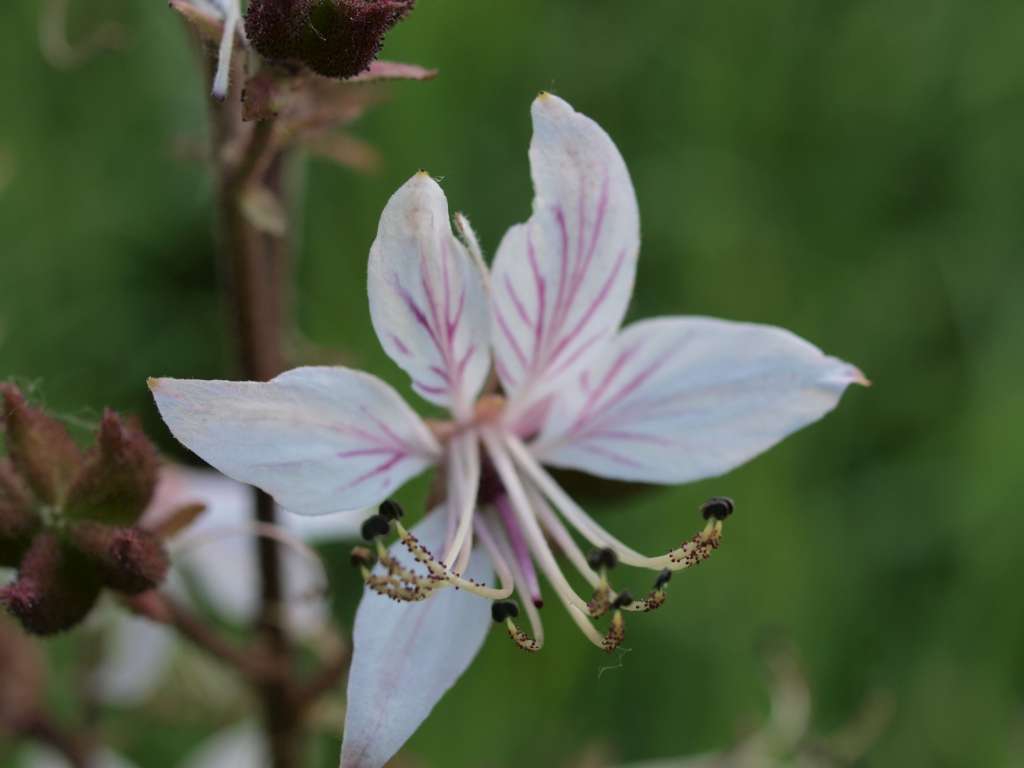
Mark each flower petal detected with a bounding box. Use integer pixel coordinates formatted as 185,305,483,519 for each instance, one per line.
491,93,640,418
534,317,866,484
341,510,493,768
368,173,491,418
150,367,439,515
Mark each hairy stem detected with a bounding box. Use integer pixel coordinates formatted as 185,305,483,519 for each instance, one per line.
207,52,299,768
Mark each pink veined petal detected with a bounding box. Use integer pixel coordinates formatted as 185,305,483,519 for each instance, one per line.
150,367,440,515
368,172,491,419
533,317,867,484
341,510,493,768
491,93,640,423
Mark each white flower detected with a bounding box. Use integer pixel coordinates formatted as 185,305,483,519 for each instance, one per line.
15,720,267,768
150,92,866,768
90,465,358,707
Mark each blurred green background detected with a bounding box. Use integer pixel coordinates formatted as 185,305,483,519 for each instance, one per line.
2,0,1024,766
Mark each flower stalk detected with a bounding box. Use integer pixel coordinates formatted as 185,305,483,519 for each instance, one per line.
204,48,299,768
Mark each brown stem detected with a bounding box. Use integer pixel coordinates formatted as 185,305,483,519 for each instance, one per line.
127,591,278,684
291,646,351,714
206,54,299,768
22,715,92,768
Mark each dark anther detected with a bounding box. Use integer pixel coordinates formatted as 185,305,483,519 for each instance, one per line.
350,546,375,569
654,568,672,590
700,496,734,521
360,515,391,541
611,591,634,610
586,547,618,571
379,499,405,521
491,600,519,623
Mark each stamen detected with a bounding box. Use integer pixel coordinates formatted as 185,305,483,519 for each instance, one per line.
701,496,734,521
496,494,543,607
587,547,618,571
394,520,512,600
507,435,729,573
379,499,405,521
482,429,612,651
529,484,601,590
472,515,517,599
361,515,391,541
490,599,538,652
485,514,545,652
442,432,480,568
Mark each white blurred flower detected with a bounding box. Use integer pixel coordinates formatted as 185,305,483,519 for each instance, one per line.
89,465,359,707
150,93,866,768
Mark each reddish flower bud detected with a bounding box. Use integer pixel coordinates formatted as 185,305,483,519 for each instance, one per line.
1,384,82,505
68,522,169,595
0,460,39,567
245,0,415,79
0,615,45,730
65,410,158,526
0,533,100,635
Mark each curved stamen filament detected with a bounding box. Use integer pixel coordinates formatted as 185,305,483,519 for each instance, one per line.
394,520,513,600
471,515,517,600
479,514,544,652
483,429,620,651
496,494,544,605
442,431,480,568
506,434,723,572
527,483,601,590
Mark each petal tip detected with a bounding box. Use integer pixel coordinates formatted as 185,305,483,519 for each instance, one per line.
147,377,161,392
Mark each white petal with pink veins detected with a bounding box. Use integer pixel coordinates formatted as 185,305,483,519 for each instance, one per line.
368,173,491,418
534,317,866,484
491,93,640,419
341,511,493,768
150,367,439,515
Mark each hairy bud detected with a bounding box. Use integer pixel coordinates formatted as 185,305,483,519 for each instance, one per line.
68,522,169,594
245,0,415,79
1,384,82,505
0,460,39,566
65,410,158,525
0,533,100,635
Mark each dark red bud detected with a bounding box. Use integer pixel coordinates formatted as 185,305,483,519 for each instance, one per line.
245,0,415,79
65,410,158,526
1,384,82,505
0,615,45,729
68,522,169,595
0,533,100,635
0,460,39,567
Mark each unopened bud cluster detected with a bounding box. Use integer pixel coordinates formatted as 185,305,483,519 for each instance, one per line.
0,384,169,635
245,0,416,79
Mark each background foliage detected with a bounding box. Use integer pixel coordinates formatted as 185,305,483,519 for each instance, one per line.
2,1,1023,765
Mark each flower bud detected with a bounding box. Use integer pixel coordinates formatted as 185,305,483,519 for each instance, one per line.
245,0,416,79
65,410,158,526
68,522,169,595
1,384,82,505
0,533,101,635
0,460,39,567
